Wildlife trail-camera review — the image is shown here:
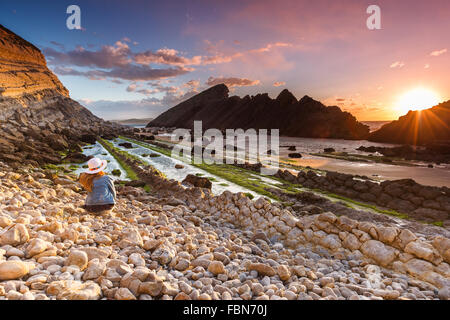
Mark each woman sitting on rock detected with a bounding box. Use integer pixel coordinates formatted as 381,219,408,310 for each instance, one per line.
79,157,117,215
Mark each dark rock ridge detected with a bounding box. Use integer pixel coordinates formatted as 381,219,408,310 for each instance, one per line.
369,100,450,145
148,84,370,140
0,25,126,166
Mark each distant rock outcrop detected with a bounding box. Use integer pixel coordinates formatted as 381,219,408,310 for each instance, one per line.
0,25,125,166
147,84,369,140
369,101,450,145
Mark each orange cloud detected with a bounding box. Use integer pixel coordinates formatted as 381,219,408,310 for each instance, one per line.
250,42,292,53
390,61,405,68
430,49,447,56
206,76,260,87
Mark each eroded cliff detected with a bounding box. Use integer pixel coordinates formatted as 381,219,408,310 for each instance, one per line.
0,25,124,166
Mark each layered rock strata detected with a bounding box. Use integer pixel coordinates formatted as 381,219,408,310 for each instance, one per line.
0,25,126,166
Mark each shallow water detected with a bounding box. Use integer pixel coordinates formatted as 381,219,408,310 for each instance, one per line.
278,137,450,187
73,142,130,181
112,138,262,197
156,134,450,187
279,136,400,155
361,121,391,132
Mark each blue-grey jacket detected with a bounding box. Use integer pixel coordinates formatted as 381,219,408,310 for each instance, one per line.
85,175,117,206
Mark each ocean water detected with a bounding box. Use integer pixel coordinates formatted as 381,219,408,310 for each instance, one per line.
279,136,399,155
134,124,450,187
155,133,450,187
112,138,262,197
277,136,450,187
123,124,146,128
73,142,130,181
361,121,391,132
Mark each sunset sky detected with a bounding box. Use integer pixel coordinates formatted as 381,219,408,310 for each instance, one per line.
1,0,449,121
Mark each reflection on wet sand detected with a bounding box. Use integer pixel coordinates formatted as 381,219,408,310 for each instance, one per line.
285,155,450,188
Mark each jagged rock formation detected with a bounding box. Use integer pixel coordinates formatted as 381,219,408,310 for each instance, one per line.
148,84,370,140
0,25,125,166
369,101,450,145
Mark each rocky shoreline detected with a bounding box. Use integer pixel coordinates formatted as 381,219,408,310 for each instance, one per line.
126,134,450,227
1,153,449,300
275,169,450,225
1,24,449,301
0,25,130,168
356,145,450,165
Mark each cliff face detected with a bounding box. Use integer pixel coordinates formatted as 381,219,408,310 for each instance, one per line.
148,84,370,140
369,101,450,145
0,25,69,98
0,25,123,166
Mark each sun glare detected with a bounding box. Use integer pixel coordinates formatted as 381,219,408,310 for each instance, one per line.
397,88,440,114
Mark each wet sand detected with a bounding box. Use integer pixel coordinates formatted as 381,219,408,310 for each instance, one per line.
278,136,450,187
285,155,450,187
153,134,450,188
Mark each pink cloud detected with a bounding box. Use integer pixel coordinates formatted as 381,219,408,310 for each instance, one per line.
430,49,447,56
134,48,202,66
251,42,292,53
206,76,260,88
273,81,286,87
44,41,131,68
390,61,405,68
53,64,189,81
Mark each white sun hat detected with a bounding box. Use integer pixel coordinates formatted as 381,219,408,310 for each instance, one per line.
85,157,108,174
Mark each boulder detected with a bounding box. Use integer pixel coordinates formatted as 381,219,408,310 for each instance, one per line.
151,245,176,265
0,261,32,281
80,134,97,145
377,226,399,244
342,233,361,251
208,261,226,275
139,281,163,297
120,228,144,247
319,234,341,250
404,259,434,277
0,224,29,246
182,174,212,189
83,260,106,280
115,288,136,300
432,236,450,264
360,240,397,266
65,250,89,270
63,152,92,164
277,265,291,281
25,238,51,258
288,153,302,158
78,247,111,261
47,280,102,300
124,180,146,188
404,241,442,265
119,142,134,149
247,263,276,277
